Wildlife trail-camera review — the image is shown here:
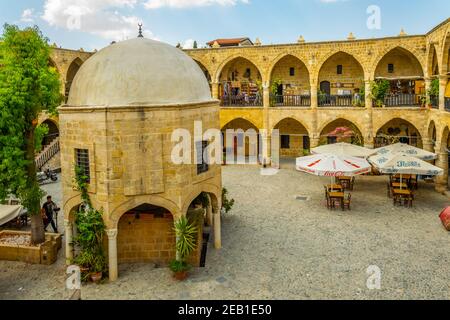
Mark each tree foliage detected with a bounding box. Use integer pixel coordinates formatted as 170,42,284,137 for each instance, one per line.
0,24,62,243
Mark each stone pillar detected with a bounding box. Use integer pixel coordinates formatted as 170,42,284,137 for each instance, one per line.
435,149,449,193
260,129,272,166
425,78,432,106
206,194,213,227
211,82,220,100
64,219,73,265
365,80,373,109
423,138,434,153
263,84,270,109
439,75,447,111
106,229,118,282
310,83,318,109
310,137,320,148
213,210,222,249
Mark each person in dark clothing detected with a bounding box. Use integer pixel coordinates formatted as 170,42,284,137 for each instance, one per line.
42,196,59,233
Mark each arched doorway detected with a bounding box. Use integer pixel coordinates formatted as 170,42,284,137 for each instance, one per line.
374,47,424,106
218,57,263,106
222,118,260,164
375,118,423,148
428,120,437,150
320,119,364,146
186,192,219,267
274,118,309,157
65,58,83,101
318,52,365,107
270,55,311,106
41,119,59,146
117,203,176,267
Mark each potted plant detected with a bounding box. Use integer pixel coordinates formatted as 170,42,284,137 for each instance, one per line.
170,216,198,281
371,79,390,108
221,187,235,215
72,167,108,283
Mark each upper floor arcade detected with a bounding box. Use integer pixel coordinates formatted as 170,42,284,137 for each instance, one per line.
185,18,450,111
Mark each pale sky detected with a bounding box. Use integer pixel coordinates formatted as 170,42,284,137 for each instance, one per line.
1,0,449,51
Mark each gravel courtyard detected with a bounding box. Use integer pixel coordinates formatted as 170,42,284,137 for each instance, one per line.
1,164,450,300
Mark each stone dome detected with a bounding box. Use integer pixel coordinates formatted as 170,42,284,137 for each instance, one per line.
67,38,213,107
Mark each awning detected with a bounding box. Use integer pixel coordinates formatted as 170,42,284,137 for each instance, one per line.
0,205,24,226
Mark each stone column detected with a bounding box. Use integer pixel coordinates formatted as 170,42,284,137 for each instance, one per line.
439,75,447,111
435,149,449,193
365,80,373,109
213,210,222,249
425,78,432,106
423,138,434,153
64,219,73,265
310,137,320,148
263,84,271,109
211,82,220,100
106,229,118,282
206,194,213,227
310,83,318,109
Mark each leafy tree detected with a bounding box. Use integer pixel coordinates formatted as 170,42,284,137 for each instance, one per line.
371,79,390,107
0,24,62,244
193,41,198,49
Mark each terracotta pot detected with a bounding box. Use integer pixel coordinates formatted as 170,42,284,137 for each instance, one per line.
173,271,188,281
90,272,103,283
79,266,90,274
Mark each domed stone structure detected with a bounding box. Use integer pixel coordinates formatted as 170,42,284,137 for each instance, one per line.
59,38,222,281
68,38,212,107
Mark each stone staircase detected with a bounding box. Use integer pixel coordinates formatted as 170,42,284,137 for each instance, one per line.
35,137,60,171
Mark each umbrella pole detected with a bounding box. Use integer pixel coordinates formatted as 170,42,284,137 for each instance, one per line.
400,174,403,190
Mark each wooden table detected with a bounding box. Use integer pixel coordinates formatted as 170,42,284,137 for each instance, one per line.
393,189,412,196
328,192,345,210
327,184,343,192
392,189,414,207
391,182,408,189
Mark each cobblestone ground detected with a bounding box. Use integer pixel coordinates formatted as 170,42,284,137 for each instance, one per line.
1,165,449,300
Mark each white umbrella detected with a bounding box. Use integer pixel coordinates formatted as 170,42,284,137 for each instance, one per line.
374,143,437,161
297,153,371,177
369,153,443,189
311,142,376,158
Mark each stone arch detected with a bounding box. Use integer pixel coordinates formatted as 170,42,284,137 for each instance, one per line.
428,120,437,144
214,54,264,83
109,195,181,229
116,202,176,266
317,51,367,86
441,126,450,153
40,118,60,146
375,118,423,148
63,194,83,221
221,117,259,131
373,46,425,79
268,53,311,91
273,117,310,157
319,118,365,146
221,117,260,162
193,59,212,83
181,183,222,215
48,58,60,75
441,30,450,74
427,43,440,77
65,57,83,98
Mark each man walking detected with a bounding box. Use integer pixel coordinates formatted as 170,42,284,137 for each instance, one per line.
42,196,59,233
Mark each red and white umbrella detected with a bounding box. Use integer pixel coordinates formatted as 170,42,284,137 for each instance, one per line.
296,153,372,177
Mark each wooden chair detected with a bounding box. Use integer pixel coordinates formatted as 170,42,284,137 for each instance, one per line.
343,193,352,210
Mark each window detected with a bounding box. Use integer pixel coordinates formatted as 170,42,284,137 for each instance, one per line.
281,135,290,149
75,148,90,183
289,67,295,76
388,64,394,73
244,68,251,78
337,65,343,75
196,141,209,175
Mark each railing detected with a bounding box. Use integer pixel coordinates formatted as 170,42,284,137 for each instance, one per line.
384,94,421,107
445,97,450,111
318,94,363,107
430,95,439,109
221,95,263,107
35,137,60,171
271,94,311,107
